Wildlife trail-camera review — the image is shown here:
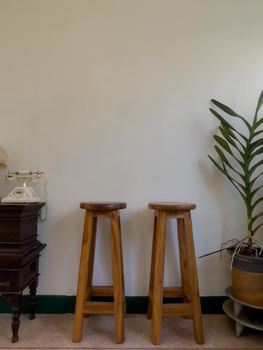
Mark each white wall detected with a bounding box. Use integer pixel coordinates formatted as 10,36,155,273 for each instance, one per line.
0,0,263,296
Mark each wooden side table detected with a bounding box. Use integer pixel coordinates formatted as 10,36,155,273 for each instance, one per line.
0,203,46,342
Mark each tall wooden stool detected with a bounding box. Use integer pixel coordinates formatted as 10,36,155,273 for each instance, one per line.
72,202,126,344
147,202,204,345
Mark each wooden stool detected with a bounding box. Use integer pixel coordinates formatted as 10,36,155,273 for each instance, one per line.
72,202,126,344
147,202,204,345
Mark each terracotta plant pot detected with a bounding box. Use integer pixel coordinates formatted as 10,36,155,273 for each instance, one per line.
232,253,263,307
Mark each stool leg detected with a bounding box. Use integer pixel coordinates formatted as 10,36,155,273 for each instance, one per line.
118,214,127,317
110,211,125,344
151,211,166,345
183,212,204,345
147,214,157,319
72,211,94,342
177,218,191,301
86,217,97,301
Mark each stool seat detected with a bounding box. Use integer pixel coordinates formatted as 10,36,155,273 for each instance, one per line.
148,202,196,211
80,202,127,211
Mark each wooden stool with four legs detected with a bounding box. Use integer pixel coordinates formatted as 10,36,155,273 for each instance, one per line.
147,202,204,345
72,202,126,344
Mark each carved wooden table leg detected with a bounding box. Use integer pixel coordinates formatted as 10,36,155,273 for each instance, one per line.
9,293,22,343
29,279,38,320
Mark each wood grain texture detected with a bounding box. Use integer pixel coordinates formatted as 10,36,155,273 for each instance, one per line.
151,211,166,345
72,211,94,342
72,204,126,344
110,211,125,343
148,205,204,345
148,202,196,211
80,202,126,211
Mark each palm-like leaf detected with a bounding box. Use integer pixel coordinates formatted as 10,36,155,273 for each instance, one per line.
209,91,263,245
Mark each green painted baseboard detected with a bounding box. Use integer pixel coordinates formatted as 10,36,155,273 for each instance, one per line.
0,295,227,314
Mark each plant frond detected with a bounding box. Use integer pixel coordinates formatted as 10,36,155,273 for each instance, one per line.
214,146,244,179
214,135,233,155
222,123,246,152
248,159,263,178
251,146,263,159
252,129,263,139
251,171,263,188
208,155,246,201
251,212,263,226
219,126,245,155
254,90,263,122
209,91,263,239
251,184,263,199
252,222,263,236
252,197,263,211
219,126,237,147
249,138,263,153
211,99,252,131
254,118,263,130
209,108,248,142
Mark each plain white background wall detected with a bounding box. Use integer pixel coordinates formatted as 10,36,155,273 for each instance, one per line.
0,0,263,296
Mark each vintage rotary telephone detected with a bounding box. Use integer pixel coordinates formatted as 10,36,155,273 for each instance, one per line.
1,170,45,203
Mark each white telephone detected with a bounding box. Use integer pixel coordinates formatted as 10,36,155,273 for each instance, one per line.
1,170,45,203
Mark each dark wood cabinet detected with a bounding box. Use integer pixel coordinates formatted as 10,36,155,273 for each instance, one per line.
0,203,46,342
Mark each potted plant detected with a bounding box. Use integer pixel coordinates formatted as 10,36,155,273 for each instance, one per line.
208,90,263,307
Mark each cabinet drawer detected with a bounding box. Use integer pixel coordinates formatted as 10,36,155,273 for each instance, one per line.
0,257,39,292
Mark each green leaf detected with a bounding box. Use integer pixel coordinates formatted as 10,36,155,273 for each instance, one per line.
251,171,263,188
211,99,252,131
219,126,246,157
208,155,246,201
251,146,263,159
223,125,246,152
251,211,263,225
252,129,263,138
210,108,248,143
254,90,263,121
219,126,237,147
214,135,233,155
214,146,231,166
252,197,263,211
251,184,263,198
252,222,263,235
208,155,228,175
209,108,234,129
249,138,263,152
249,159,263,178
211,99,242,117
215,145,244,179
254,118,263,129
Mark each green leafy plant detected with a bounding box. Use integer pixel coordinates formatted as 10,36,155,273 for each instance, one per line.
209,91,263,252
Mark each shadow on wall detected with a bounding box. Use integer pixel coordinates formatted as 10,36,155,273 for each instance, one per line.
199,159,246,244
122,208,152,295
124,207,182,295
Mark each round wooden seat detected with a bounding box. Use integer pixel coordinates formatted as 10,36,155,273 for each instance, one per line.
80,202,126,211
148,202,196,211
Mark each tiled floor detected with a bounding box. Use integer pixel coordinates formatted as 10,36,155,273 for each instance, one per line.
0,314,262,349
